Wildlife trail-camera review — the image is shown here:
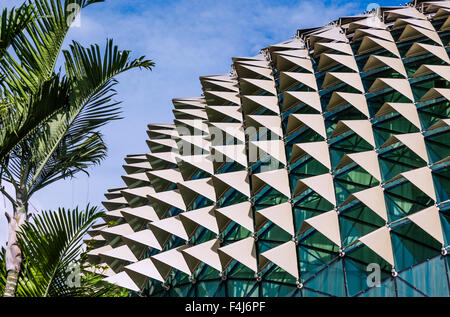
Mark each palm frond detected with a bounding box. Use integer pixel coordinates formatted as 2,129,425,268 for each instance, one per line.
1,38,153,195
21,39,153,195
0,247,6,294
0,3,34,57
0,3,34,147
0,0,104,161
2,0,104,93
14,205,110,297
0,72,70,174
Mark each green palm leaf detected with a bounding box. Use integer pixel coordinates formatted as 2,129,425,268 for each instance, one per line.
0,0,152,298
20,39,153,196
0,205,114,297
1,38,153,196
0,0,104,162
0,3,34,58
0,3,34,135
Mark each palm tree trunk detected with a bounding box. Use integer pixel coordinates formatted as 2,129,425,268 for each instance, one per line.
3,194,27,297
4,270,19,297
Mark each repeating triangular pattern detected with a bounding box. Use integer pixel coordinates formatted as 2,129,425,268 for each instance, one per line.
87,1,450,297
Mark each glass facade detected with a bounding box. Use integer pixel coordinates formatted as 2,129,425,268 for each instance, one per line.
86,2,450,297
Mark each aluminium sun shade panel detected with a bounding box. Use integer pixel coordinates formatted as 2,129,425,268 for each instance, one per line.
95,1,450,297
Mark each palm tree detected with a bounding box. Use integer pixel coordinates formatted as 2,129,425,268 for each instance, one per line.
0,3,34,128
0,205,127,297
0,0,153,297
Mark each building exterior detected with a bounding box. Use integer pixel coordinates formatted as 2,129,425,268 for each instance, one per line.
86,1,450,297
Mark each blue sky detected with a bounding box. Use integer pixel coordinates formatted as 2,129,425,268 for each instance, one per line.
0,0,398,245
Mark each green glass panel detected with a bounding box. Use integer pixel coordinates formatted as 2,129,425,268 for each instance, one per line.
260,282,298,297
249,157,284,174
418,100,450,130
399,255,450,297
263,264,297,285
217,187,247,208
290,158,329,180
254,186,288,207
324,106,367,138
358,277,397,297
447,255,450,286
217,161,246,174
294,191,334,213
169,284,192,297
147,282,167,297
293,205,333,234
355,47,396,70
298,233,339,282
287,128,324,145
404,55,446,75
426,133,450,164
257,240,278,254
226,280,257,297
190,196,214,211
432,167,450,204
385,182,434,222
334,166,379,205
302,287,330,297
192,228,217,245
339,206,384,247
367,90,412,110
304,259,346,297
395,278,425,297
197,280,221,297
412,77,449,101
245,284,260,297
258,223,292,242
345,247,392,296
196,264,220,281
171,271,190,288
391,222,441,271
344,257,374,296
213,283,226,297
223,223,252,242
378,145,427,182
329,135,374,169
362,68,403,92
289,81,317,92
440,210,450,247
226,262,255,280
439,31,450,46
373,117,420,149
